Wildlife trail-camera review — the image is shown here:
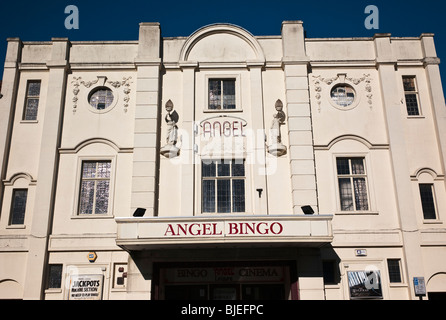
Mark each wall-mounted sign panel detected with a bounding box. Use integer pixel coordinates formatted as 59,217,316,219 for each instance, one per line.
68,274,104,300
116,215,334,250
413,277,426,297
348,271,383,300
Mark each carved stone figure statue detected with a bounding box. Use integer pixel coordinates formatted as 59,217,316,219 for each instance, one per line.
160,100,180,158
165,100,179,146
267,99,287,157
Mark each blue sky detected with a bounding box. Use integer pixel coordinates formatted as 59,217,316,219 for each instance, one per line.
0,0,445,88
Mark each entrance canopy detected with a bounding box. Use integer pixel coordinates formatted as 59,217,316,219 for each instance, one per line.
115,215,333,251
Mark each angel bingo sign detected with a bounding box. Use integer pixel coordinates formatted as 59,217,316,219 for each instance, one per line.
68,274,104,300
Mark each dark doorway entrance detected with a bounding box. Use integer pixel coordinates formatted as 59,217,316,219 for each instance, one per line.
164,283,285,300
428,292,446,300
154,261,297,300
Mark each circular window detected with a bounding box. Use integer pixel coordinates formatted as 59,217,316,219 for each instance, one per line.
88,87,114,110
330,84,355,107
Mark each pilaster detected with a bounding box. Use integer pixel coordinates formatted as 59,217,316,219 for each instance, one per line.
179,63,197,217
421,34,446,186
249,64,268,214
281,21,317,215
375,33,424,300
0,38,21,212
131,23,161,217
23,38,70,299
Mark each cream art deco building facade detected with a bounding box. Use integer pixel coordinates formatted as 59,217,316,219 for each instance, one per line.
0,21,446,300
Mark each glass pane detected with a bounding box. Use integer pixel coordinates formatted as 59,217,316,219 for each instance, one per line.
223,80,236,109
27,81,41,97
95,180,110,214
232,179,245,212
351,158,365,175
217,179,231,213
82,162,97,178
202,161,216,177
89,88,114,110
336,158,350,175
403,77,416,92
24,98,39,120
10,190,27,225
353,178,369,211
419,184,436,219
48,264,63,289
97,161,111,178
405,94,420,116
79,180,95,214
232,160,245,177
339,178,354,211
209,80,221,110
331,85,355,107
387,260,402,283
202,180,215,213
217,160,231,177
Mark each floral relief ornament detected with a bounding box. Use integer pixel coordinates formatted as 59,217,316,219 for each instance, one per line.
312,74,373,111
71,76,100,113
107,76,133,112
71,76,133,113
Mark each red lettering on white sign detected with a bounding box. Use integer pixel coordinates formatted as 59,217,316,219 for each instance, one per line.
164,223,223,237
164,222,284,237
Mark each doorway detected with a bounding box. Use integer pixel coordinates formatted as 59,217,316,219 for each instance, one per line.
164,283,285,300
155,261,297,300
428,292,446,300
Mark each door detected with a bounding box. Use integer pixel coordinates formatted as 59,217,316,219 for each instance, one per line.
210,284,239,300
242,284,285,300
165,285,208,300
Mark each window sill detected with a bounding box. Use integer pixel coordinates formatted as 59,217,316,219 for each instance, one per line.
407,115,425,119
389,283,407,288
6,224,26,229
335,211,379,216
45,288,62,294
203,109,243,113
423,219,443,225
20,120,38,124
71,214,115,219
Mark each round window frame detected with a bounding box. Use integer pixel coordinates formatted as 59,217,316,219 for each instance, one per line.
328,83,360,111
86,85,119,114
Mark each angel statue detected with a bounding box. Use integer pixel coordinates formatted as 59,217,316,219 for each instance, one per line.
160,100,180,158
267,99,287,157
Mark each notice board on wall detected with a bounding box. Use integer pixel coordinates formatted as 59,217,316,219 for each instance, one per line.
68,274,104,300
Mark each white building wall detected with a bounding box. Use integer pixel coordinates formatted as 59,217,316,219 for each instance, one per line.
0,21,445,300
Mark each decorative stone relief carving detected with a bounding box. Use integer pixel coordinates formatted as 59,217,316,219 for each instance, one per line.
267,99,287,157
107,76,133,112
160,100,180,159
71,76,132,113
312,75,339,112
312,73,373,111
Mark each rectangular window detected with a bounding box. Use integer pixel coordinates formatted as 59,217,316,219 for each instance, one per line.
10,189,28,225
336,157,369,211
78,161,111,215
387,259,402,283
419,184,437,220
208,79,236,110
47,264,63,289
202,159,245,213
23,80,41,120
402,76,420,116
